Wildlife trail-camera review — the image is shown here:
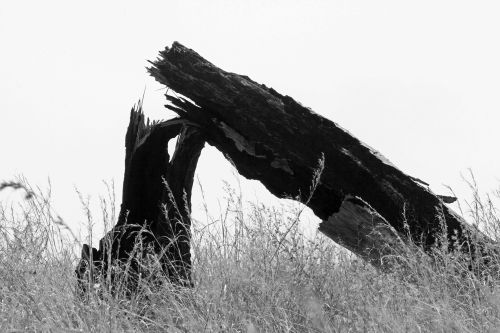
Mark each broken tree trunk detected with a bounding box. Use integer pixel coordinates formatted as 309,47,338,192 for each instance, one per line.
76,101,204,290
147,42,492,268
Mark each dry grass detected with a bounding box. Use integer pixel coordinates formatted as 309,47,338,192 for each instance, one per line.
1,176,500,332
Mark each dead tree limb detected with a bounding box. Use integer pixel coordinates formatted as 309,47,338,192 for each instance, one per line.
76,101,204,290
148,42,492,267
77,42,495,292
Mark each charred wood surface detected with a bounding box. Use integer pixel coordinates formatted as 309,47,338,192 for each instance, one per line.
77,42,496,293
148,42,492,266
76,102,204,290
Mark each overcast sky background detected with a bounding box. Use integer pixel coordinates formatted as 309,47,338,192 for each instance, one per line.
1,0,499,240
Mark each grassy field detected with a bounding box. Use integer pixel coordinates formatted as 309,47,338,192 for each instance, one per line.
1,177,499,332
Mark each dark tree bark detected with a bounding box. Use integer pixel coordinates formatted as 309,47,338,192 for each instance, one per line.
147,42,492,268
77,42,495,293
76,102,204,290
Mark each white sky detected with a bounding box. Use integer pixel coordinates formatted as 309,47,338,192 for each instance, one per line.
1,0,499,239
